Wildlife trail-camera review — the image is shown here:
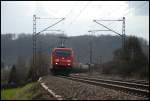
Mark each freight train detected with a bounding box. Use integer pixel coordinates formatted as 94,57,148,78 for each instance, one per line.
50,47,74,75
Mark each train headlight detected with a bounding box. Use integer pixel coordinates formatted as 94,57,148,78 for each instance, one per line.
55,63,58,64
68,64,70,66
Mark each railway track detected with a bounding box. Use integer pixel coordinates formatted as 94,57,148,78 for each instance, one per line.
71,75,149,91
77,74,149,85
125,80,149,85
59,75,149,98
94,76,149,85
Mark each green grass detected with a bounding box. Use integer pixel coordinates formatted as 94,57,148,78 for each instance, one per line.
1,82,37,100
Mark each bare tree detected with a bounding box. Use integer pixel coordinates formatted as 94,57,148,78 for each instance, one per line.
8,65,18,84
16,56,27,84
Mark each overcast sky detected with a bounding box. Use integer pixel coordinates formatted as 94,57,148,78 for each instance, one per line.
1,1,149,41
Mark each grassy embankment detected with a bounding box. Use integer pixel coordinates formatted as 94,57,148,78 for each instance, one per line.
1,82,42,100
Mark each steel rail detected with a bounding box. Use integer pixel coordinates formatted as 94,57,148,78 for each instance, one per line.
71,75,149,91
59,76,149,98
78,75,149,85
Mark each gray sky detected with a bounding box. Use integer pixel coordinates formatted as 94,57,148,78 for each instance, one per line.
1,1,149,41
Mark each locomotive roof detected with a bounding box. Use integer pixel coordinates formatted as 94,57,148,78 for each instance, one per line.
53,47,72,50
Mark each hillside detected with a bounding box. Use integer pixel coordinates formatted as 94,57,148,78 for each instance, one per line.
1,33,149,67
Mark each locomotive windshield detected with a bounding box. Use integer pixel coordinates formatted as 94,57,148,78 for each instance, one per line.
55,50,71,57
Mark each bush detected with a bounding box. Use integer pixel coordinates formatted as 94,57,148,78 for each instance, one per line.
8,65,18,85
27,53,50,82
112,36,149,78
101,61,115,74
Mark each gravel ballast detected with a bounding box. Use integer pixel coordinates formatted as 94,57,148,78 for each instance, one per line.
41,75,146,100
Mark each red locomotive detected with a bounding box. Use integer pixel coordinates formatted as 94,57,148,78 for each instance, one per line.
50,47,74,75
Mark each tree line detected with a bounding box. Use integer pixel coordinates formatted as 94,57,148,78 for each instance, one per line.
1,33,149,67
96,36,149,79
1,33,149,88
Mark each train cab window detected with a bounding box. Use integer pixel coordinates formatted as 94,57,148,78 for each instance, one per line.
55,50,71,57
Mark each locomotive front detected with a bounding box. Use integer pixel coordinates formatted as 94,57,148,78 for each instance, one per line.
50,48,74,74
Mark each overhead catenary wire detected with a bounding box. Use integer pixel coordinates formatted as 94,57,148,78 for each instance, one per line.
93,20,122,36
33,14,65,65
92,2,147,38
68,1,91,27
105,1,148,35
65,2,77,19
33,1,148,63
92,1,148,37
63,2,77,31
87,1,148,43
89,2,127,36
35,18,65,37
